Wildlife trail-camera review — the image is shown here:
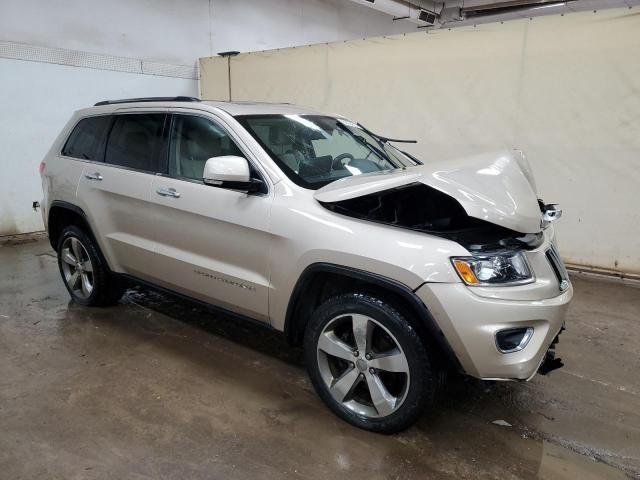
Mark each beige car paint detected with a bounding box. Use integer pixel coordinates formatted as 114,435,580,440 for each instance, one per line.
42,100,573,381
417,282,571,379
39,115,91,229
146,174,272,321
77,164,159,279
266,179,472,331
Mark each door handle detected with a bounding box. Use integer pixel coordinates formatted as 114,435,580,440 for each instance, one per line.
85,172,103,181
156,187,180,198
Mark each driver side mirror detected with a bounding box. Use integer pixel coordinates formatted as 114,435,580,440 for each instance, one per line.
203,155,262,193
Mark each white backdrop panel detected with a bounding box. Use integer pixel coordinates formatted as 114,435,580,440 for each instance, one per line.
201,8,640,274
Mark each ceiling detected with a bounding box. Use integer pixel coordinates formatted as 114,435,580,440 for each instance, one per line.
448,0,640,26
349,0,640,28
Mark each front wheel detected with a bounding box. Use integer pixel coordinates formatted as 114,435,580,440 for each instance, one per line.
303,293,435,433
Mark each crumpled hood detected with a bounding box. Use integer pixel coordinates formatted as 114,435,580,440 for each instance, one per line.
314,150,543,234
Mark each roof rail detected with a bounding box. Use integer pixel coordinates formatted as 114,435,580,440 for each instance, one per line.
94,96,200,106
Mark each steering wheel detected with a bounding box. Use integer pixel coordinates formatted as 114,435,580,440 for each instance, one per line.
332,152,355,170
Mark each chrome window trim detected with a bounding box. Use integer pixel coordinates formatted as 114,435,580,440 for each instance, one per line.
58,152,169,179
59,110,169,171
58,109,273,196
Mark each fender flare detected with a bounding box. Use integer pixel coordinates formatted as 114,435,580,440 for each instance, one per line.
47,201,89,248
47,201,113,272
284,262,463,372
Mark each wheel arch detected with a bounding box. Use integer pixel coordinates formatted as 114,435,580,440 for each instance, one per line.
47,201,90,249
284,263,463,373
47,201,112,272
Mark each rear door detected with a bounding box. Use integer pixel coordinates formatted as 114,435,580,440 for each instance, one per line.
146,112,273,322
76,110,167,278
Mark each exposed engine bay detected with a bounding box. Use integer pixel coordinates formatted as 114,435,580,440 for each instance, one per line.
319,182,543,252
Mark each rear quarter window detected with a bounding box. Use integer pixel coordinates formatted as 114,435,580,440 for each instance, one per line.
61,116,112,161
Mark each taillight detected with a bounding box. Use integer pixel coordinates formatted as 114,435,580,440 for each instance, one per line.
39,161,46,175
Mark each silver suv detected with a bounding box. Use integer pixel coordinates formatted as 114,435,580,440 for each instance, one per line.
40,97,572,433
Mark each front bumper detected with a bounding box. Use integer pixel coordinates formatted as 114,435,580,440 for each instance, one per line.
416,281,573,380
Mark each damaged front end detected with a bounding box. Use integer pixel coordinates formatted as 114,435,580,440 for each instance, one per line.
319,182,544,252
313,149,566,254
314,150,570,380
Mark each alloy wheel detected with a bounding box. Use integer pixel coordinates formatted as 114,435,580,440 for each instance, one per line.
60,237,94,299
316,313,410,418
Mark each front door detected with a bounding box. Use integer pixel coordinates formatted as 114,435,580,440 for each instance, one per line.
146,113,272,322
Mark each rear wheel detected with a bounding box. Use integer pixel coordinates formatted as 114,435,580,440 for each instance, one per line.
304,293,435,433
57,225,123,306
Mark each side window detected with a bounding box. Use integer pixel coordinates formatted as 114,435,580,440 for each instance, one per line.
61,116,111,161
169,115,243,180
104,114,165,172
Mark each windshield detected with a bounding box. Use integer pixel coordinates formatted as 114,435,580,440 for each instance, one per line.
237,114,417,189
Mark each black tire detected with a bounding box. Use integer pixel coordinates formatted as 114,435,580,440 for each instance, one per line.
304,293,435,434
56,225,123,306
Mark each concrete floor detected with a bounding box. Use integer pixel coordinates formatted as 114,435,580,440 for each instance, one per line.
1,236,639,480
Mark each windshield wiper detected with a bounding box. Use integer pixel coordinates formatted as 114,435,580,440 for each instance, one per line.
335,120,390,163
337,120,421,167
356,122,422,165
399,149,423,165
356,122,417,144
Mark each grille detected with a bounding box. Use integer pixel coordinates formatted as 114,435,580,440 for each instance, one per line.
546,243,570,291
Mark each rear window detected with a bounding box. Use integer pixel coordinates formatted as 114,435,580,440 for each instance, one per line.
104,114,165,172
61,116,112,161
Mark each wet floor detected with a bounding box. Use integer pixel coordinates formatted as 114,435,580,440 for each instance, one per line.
1,236,639,479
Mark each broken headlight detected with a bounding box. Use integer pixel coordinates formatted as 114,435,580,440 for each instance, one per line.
451,251,534,286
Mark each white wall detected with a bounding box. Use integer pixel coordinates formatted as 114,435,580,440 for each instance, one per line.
200,8,640,274
207,0,415,54
0,0,211,65
0,0,418,236
0,58,198,235
0,0,415,63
